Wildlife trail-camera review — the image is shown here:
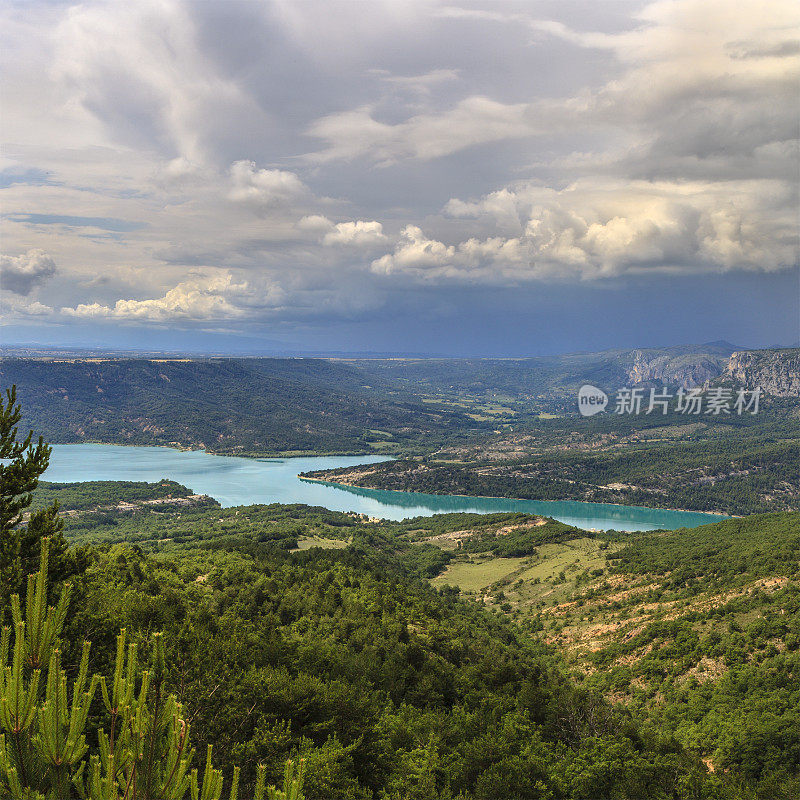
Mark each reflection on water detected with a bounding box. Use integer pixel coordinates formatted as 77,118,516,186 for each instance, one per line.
304,479,728,531
45,444,728,531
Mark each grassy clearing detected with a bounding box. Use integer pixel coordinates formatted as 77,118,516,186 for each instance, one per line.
475,404,516,415
292,535,350,551
368,440,398,450
429,539,609,599
425,533,629,640
431,556,528,592
513,539,608,602
465,403,517,421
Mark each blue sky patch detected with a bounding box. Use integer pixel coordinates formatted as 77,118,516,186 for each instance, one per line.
7,213,147,232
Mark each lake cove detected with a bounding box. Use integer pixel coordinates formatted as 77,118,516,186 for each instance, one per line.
46,444,729,531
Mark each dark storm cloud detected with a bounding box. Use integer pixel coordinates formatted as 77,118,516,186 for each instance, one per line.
0,249,57,295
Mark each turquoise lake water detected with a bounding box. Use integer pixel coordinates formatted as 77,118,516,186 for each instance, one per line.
45,444,728,531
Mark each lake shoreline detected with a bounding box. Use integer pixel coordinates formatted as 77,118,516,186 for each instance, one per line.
297,475,732,522
46,439,385,460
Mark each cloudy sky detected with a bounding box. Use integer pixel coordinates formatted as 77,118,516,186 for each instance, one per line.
1,0,798,355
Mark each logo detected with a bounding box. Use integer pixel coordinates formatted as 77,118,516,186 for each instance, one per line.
576,385,761,417
578,384,608,416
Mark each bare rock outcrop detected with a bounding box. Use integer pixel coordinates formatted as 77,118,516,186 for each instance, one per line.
725,349,800,397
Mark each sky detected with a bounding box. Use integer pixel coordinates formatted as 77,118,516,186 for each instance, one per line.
1,0,798,356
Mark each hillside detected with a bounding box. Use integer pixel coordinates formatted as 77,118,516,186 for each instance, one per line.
415,510,800,797
726,348,800,397
0,357,484,455
9,481,729,800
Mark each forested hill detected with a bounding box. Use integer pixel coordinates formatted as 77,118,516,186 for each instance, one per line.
0,357,482,455
32,486,761,797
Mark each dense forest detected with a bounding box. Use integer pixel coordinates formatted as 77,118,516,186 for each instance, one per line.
568,515,800,799
10,478,797,797
30,479,213,512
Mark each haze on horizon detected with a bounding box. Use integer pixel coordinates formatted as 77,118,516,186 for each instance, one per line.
1,0,798,357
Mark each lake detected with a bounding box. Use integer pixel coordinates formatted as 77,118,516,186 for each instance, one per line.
44,443,728,531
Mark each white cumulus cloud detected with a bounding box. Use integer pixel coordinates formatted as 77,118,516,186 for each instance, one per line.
371,225,527,282
323,220,387,247
227,161,310,211
379,177,797,283
63,273,248,321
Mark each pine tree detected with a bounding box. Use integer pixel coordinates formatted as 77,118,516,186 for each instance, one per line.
0,387,306,799
0,386,71,609
0,538,306,799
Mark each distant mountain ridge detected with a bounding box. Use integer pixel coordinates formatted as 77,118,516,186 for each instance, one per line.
569,343,798,392
0,344,796,456
0,357,477,454
352,342,798,396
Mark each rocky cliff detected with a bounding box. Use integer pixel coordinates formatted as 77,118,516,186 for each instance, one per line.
619,342,734,389
626,350,730,389
725,349,800,397
620,345,800,394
